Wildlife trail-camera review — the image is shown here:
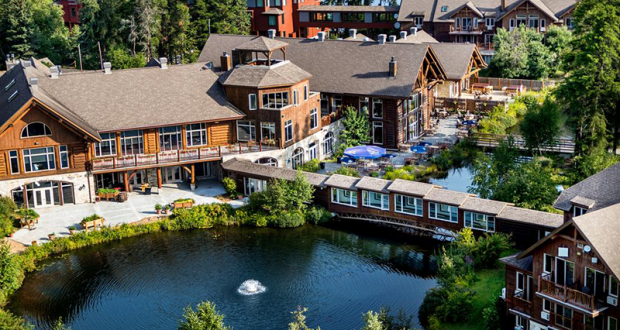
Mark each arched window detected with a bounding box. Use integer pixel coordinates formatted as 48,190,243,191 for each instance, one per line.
255,157,278,167
291,147,304,169
322,132,334,156
21,122,52,138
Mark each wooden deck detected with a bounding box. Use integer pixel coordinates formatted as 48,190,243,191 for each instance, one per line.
470,133,575,154
537,276,606,316
336,212,457,239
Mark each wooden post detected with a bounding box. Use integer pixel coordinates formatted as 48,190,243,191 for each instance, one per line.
123,172,129,192
157,168,162,189
191,164,195,186
218,146,222,157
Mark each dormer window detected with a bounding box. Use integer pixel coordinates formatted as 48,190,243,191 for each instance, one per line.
21,122,52,138
441,6,448,12
573,206,587,217
414,16,423,26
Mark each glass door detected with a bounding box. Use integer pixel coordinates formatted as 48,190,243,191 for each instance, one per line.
309,143,318,160
163,166,183,183
34,187,54,207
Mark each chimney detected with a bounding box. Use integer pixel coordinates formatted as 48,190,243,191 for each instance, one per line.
501,0,506,11
103,62,112,74
400,31,408,40
267,29,276,39
159,57,168,69
349,29,357,39
50,66,59,79
378,34,387,45
220,52,232,71
389,56,397,77
29,77,38,91
317,31,326,42
410,27,418,36
388,35,397,42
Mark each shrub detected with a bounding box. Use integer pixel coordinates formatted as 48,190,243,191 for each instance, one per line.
369,171,380,178
418,288,444,328
222,177,238,197
434,285,474,323
298,159,320,173
383,168,415,181
68,226,76,231
0,308,31,330
155,204,163,211
304,206,332,225
269,211,305,228
0,197,17,237
475,233,514,268
0,242,22,305
178,301,231,330
96,188,117,195
335,167,360,177
173,198,195,204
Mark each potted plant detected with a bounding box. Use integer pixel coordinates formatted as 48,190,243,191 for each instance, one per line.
155,204,163,215
162,205,170,214
69,226,77,235
48,232,56,240
237,192,243,200
31,240,37,246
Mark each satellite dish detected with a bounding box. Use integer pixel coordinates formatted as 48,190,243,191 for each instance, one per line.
584,245,592,253
394,13,399,18
394,22,401,29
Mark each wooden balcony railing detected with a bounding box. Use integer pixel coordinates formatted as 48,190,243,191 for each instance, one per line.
450,25,484,33
539,276,597,312
511,292,532,315
321,108,340,127
92,140,279,171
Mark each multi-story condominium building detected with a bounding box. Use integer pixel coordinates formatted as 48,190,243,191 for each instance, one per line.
246,0,322,38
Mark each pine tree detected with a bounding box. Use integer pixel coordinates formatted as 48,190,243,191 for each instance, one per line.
2,0,34,58
190,0,251,51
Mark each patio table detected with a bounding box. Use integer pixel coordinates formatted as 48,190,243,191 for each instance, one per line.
471,83,493,94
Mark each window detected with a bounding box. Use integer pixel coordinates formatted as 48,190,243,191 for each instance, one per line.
414,16,423,26
461,17,472,30
464,212,495,232
540,19,546,29
95,132,117,157
428,202,458,223
23,147,56,172
359,97,369,116
555,258,575,286
573,206,587,217
268,0,281,5
261,122,276,141
293,90,298,106
585,316,604,330
304,86,308,100
610,276,619,298
310,108,318,129
323,132,334,155
516,271,525,292
186,123,208,147
71,7,76,16
8,90,19,102
59,145,69,169
509,19,515,30
282,15,285,24
555,305,573,329
585,267,607,298
441,5,448,12
257,0,263,6
321,94,330,115
542,299,551,312
332,95,342,110
237,120,256,141
342,12,365,22
394,194,423,216
262,92,289,109
529,15,539,28
21,122,52,138
268,16,277,26
244,177,266,196
249,94,257,110
285,119,293,142
291,147,304,169
609,317,618,330
373,12,396,22
9,151,19,174
362,191,389,210
372,122,383,145
485,17,495,29
5,79,16,91
159,126,182,151
312,12,333,22
543,253,553,274
332,188,358,207
516,15,527,27
120,130,144,155
372,98,383,119
565,17,574,29
473,18,479,29
455,17,460,28
255,157,278,167
515,315,528,330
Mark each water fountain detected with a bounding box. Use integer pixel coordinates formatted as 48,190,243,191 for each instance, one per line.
237,279,266,295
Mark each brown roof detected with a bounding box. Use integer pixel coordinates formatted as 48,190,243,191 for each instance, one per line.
430,43,485,80
221,158,329,186
344,33,374,42
500,253,533,271
394,30,438,44
219,61,312,88
199,34,445,98
424,188,472,205
297,5,399,12
387,179,436,197
460,197,509,215
234,36,289,52
554,163,620,212
355,176,391,193
324,174,360,190
496,206,563,228
35,63,244,132
262,8,285,15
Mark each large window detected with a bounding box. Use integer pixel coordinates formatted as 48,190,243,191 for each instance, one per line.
95,132,117,157
120,130,144,155
429,202,458,223
610,276,619,298
249,94,257,110
59,145,69,169
261,122,276,141
372,98,383,119
332,188,357,207
321,94,330,115
342,12,364,22
23,147,56,172
394,194,423,216
464,212,495,232
244,177,266,196
255,157,278,167
237,120,256,141
332,95,342,110
362,191,389,210
268,16,277,26
159,126,182,151
554,305,573,329
310,108,318,129
291,147,304,169
323,132,334,156
21,122,51,138
372,122,383,145
312,12,333,22
573,206,587,217
543,253,553,275
9,150,19,174
609,317,618,330
285,120,293,142
585,267,607,298
262,92,289,109
186,123,207,147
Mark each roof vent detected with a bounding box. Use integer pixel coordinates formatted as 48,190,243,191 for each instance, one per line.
29,77,38,91
103,62,112,74
221,52,232,72
400,31,408,40
389,56,398,78
267,29,276,39
23,60,32,68
349,29,357,39
317,31,326,42
159,57,168,69
378,34,387,45
50,66,59,79
410,27,418,36
388,35,397,43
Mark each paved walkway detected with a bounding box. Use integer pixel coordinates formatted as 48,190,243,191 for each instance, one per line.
11,179,244,246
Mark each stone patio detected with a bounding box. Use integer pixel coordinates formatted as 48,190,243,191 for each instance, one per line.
11,179,244,246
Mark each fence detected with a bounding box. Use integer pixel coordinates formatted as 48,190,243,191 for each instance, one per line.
434,97,506,113
477,77,556,91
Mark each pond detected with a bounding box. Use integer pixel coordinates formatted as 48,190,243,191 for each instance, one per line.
9,224,440,330
428,167,475,194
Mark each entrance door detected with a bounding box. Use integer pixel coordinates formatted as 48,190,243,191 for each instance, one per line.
34,187,54,207
129,170,147,187
163,166,183,183
309,143,318,160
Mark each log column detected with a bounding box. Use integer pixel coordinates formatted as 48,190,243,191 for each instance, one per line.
190,164,196,191
157,168,162,189
123,172,129,192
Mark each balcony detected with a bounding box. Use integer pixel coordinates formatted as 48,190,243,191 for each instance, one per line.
511,291,532,315
91,141,279,172
537,276,607,315
321,108,340,127
449,25,484,34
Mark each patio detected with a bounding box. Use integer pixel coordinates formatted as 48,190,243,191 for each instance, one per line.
11,179,244,246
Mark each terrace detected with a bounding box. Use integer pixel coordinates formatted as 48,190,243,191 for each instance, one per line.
537,276,608,316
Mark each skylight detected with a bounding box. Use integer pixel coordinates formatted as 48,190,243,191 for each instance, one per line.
8,90,19,103
4,79,15,92
441,6,449,12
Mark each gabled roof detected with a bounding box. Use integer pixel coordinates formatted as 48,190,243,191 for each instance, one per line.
221,158,329,187
424,188,473,205
387,179,436,197
496,206,563,228
355,176,391,193
219,61,312,88
394,30,439,44
262,8,285,15
500,253,533,271
0,62,34,128
430,43,487,80
498,0,559,21
324,174,360,190
460,197,509,215
453,1,485,17
554,163,620,212
234,36,288,52
344,33,374,42
199,34,446,98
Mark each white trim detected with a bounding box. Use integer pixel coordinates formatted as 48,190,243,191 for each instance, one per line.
331,187,358,207
362,190,389,210
394,194,423,216
249,93,257,110
428,202,458,223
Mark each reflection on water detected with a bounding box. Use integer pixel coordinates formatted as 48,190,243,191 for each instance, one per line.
428,167,475,194
10,225,440,330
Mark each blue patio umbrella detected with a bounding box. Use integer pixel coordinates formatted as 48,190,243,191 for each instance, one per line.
463,120,478,126
410,145,428,154
417,141,433,147
344,145,387,160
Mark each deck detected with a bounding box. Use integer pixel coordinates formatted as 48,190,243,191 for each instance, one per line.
470,133,575,154
537,276,607,316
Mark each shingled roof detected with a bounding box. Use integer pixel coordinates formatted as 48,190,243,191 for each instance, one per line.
355,176,391,193
234,36,288,52
496,206,563,228
387,179,436,197
221,158,329,186
324,174,360,190
199,34,446,98
460,197,509,215
554,163,620,212
394,30,438,44
430,43,486,80
297,5,399,12
219,61,312,88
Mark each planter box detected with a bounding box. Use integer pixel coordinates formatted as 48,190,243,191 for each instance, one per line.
81,218,105,232
98,192,119,201
174,201,194,209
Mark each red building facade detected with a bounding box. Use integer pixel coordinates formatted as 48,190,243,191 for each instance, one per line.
56,0,81,29
246,0,322,38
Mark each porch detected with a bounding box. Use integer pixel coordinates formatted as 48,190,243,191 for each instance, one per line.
537,276,608,316
10,179,244,246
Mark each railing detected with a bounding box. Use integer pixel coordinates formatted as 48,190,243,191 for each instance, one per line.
511,292,532,315
321,108,340,127
450,25,484,33
92,140,279,171
434,97,506,113
470,133,575,154
539,276,596,311
477,77,556,91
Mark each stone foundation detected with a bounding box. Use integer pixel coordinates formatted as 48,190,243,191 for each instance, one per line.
0,171,95,204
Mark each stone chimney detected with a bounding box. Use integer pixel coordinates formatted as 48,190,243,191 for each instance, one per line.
159,57,168,69
268,29,276,39
501,0,506,11
378,34,387,45
400,31,408,40
317,31,326,42
29,77,38,91
103,62,112,74
221,52,232,71
50,66,59,79
349,29,357,39
389,56,397,77
388,35,397,42
410,27,418,36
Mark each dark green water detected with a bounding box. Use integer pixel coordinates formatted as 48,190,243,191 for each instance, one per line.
9,224,440,330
